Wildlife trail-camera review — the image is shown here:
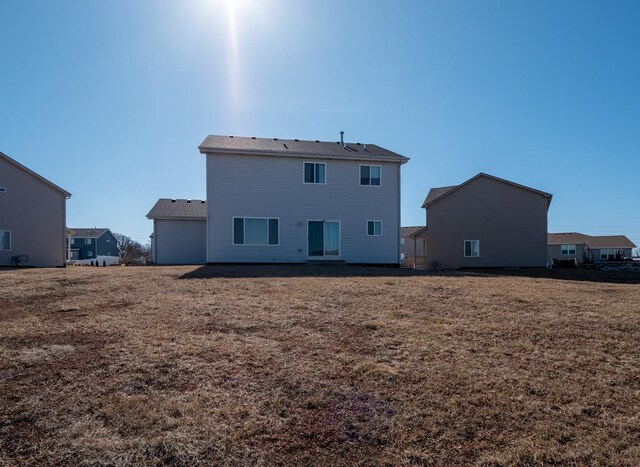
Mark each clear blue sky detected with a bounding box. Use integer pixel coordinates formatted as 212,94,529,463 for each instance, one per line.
1,0,639,246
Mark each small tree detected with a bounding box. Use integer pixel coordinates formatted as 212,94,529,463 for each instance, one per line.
90,260,94,266
103,260,106,267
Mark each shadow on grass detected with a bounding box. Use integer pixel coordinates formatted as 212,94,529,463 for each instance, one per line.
178,264,640,284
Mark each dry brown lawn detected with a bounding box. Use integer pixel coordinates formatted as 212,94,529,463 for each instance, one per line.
1,265,639,466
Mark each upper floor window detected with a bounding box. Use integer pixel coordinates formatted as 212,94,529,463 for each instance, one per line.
85,238,91,244
464,240,480,257
561,244,576,255
304,162,326,184
360,165,381,186
367,220,383,236
234,217,279,245
0,231,10,250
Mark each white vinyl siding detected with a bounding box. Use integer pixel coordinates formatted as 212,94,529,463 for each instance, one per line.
0,231,11,250
561,244,576,255
464,240,480,257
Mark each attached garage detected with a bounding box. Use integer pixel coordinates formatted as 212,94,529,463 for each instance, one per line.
147,199,206,265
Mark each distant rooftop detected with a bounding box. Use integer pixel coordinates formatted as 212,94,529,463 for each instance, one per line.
67,228,110,238
146,198,206,219
548,233,636,249
198,135,409,163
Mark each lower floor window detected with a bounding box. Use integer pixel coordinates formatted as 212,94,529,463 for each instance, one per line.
600,248,621,260
367,220,382,236
234,217,279,245
0,231,10,250
464,240,480,257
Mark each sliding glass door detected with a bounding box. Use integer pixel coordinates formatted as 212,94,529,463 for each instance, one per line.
308,221,340,257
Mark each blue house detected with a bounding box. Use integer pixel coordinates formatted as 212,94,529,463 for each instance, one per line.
66,228,119,261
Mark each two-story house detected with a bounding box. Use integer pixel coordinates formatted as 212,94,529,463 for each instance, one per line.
411,173,552,269
198,135,409,264
0,151,71,267
66,228,119,261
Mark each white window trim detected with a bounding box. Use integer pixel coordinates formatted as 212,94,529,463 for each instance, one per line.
303,162,327,185
600,248,620,260
560,244,576,255
464,239,480,257
366,220,383,236
0,230,11,251
307,220,341,258
359,164,382,187
232,216,280,246
85,238,91,244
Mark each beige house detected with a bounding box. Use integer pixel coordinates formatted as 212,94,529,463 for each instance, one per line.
0,151,71,267
548,233,636,264
412,173,552,269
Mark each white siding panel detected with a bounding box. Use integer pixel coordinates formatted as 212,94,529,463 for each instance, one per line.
206,154,401,264
155,219,206,264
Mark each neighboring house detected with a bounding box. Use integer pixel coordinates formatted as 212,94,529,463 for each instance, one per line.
65,228,119,261
198,135,409,264
146,199,207,264
400,226,426,262
0,151,71,267
548,233,636,264
412,173,552,269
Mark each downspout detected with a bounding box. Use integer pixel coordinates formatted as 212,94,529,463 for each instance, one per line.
398,162,401,266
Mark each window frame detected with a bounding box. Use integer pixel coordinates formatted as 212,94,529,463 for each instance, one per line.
366,220,383,236
232,217,280,246
600,248,620,260
0,230,11,251
307,219,341,258
561,244,576,255
85,238,91,245
303,162,327,185
464,240,480,257
359,164,382,187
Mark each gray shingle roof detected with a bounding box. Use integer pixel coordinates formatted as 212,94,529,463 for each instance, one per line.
422,186,458,207
549,233,636,249
146,199,207,219
67,228,110,238
198,135,409,163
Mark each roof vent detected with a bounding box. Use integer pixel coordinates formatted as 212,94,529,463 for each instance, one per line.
229,135,234,138
315,140,319,143
294,139,299,142
340,130,345,148
273,138,279,141
187,199,192,203
171,199,176,202
283,144,288,149
251,136,256,139
201,200,205,204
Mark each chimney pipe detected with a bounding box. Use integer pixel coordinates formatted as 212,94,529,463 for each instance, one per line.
340,131,345,147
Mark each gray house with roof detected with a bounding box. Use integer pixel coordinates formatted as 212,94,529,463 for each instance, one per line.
0,151,71,267
198,134,409,264
146,199,207,264
411,173,552,269
548,233,636,264
66,228,118,261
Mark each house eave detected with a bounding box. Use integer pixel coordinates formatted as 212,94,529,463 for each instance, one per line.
198,146,409,164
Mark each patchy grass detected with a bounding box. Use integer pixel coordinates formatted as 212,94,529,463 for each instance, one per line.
0,265,639,465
